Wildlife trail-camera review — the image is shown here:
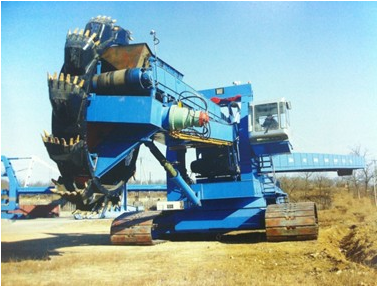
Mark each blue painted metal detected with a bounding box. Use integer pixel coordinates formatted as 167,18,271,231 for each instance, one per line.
127,184,167,192
169,171,201,207
1,155,20,214
154,197,267,234
251,141,292,156
84,58,362,232
271,153,365,173
87,96,162,125
1,155,55,219
193,181,261,200
91,128,157,178
44,26,366,234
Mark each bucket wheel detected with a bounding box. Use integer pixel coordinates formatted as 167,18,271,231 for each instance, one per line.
42,16,136,217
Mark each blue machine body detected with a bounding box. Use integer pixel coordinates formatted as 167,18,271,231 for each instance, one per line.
41,17,364,239
80,43,364,234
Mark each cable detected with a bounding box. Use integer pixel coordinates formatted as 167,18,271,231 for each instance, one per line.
176,91,212,139
178,91,208,112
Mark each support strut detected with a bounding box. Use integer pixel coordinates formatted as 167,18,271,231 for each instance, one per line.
144,141,201,207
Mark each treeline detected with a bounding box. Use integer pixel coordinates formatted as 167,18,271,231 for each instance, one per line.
277,170,376,210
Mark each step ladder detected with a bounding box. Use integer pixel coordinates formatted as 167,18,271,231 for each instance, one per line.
258,155,278,195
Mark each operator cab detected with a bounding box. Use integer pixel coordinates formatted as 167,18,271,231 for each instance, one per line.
249,98,292,143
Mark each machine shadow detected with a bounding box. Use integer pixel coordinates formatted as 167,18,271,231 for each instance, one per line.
1,233,110,262
2,231,267,263
220,230,267,244
164,230,267,244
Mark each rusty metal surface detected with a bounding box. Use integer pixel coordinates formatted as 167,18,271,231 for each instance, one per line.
101,44,152,70
265,202,318,242
110,211,163,245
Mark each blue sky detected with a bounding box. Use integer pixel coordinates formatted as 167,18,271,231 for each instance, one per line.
1,1,377,182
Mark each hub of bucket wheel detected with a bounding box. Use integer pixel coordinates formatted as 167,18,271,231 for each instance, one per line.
265,202,318,242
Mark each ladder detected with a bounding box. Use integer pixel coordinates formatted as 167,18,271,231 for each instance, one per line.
258,155,278,195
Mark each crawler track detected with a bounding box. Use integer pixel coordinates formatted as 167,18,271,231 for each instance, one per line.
110,211,164,245
265,202,318,242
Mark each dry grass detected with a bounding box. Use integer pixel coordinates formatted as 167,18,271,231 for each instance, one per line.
2,191,377,286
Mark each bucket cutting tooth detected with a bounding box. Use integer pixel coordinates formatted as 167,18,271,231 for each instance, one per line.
89,32,97,41
107,202,113,211
72,209,80,215
59,73,64,82
50,188,58,194
84,30,90,37
73,28,79,34
73,76,79,85
78,79,85,88
49,73,58,89
66,73,71,83
79,29,84,36
87,193,104,205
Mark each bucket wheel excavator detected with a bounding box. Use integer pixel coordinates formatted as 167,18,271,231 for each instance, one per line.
43,16,364,245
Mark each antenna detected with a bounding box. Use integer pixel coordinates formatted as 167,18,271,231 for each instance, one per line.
150,30,160,60
150,30,160,83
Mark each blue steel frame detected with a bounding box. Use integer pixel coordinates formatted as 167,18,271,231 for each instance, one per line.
1,156,54,219
271,153,365,174
83,44,364,234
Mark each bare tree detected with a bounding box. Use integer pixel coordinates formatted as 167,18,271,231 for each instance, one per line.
313,173,332,194
348,145,374,199
301,172,313,197
278,176,300,198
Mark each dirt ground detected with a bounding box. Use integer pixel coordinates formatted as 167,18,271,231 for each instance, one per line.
1,192,377,286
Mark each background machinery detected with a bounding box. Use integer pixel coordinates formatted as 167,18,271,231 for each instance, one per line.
1,155,59,219
43,16,364,244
